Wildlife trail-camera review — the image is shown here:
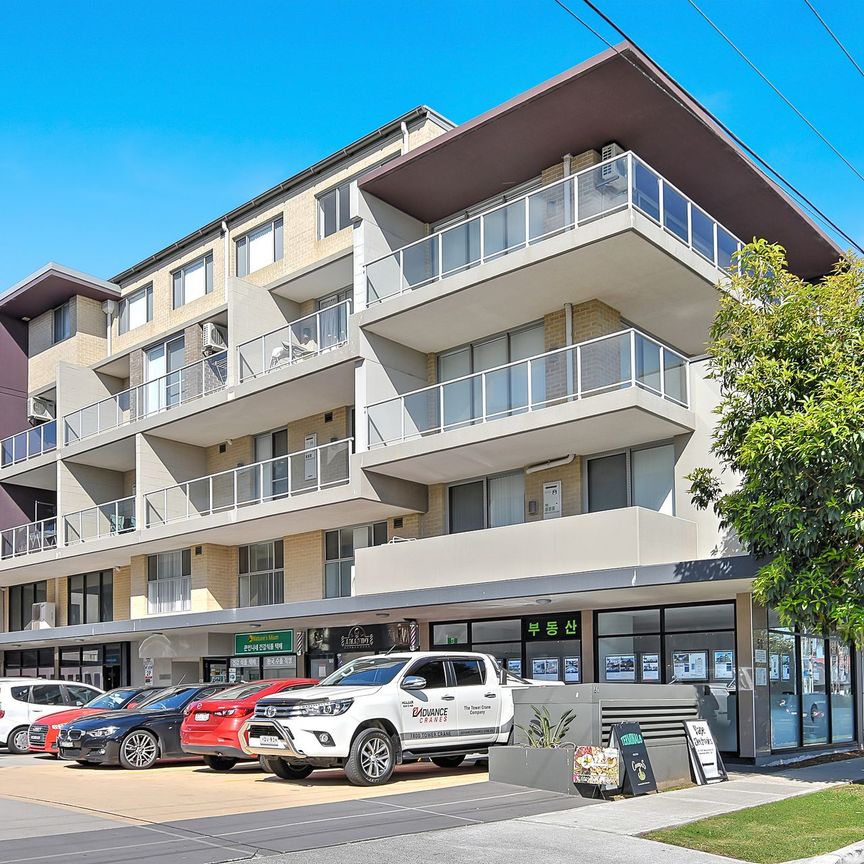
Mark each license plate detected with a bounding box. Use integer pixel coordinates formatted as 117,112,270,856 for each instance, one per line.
194,712,209,722
59,742,74,750
257,735,283,747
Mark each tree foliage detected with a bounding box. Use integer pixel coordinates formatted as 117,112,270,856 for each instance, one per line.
687,239,864,644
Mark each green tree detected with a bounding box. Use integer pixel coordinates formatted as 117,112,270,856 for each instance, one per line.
688,239,864,644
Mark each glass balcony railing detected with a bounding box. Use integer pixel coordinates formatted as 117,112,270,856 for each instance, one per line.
63,351,228,445
1,421,56,468
367,329,688,448
144,438,352,527
63,496,136,545
237,300,351,382
0,517,57,560
147,575,191,615
365,151,744,304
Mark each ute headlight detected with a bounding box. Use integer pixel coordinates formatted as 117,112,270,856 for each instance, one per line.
88,726,121,738
297,699,353,717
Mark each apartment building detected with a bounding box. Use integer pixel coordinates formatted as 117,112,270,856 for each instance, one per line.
0,43,858,762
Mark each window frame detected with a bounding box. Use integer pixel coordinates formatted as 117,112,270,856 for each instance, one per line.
323,521,388,599
67,570,113,625
235,216,284,277
445,470,525,534
118,284,153,335
8,580,48,631
238,539,284,607
172,253,214,309
148,548,191,581
52,301,72,345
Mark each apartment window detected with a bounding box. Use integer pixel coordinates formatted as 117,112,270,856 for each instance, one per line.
8,581,48,632
236,216,284,276
585,444,675,515
239,540,284,607
147,549,191,613
172,254,213,308
448,471,525,534
118,285,153,335
318,182,352,238
324,522,387,598
68,571,113,625
52,301,72,344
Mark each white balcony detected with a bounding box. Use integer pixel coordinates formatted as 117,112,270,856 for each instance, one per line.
1,421,57,468
63,351,228,446
63,496,136,545
0,517,58,560
354,508,699,595
144,438,353,527
367,329,687,448
237,301,351,382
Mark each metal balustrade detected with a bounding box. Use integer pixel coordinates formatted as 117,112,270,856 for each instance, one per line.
237,301,351,382
0,518,57,560
367,329,688,448
147,575,191,614
63,496,136,545
365,151,744,304
1,421,57,468
144,438,353,527
63,351,228,445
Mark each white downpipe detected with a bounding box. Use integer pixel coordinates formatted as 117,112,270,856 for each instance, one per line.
400,121,409,154
525,454,574,475
102,299,117,355
221,220,229,291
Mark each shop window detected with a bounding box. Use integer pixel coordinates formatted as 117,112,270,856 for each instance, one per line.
68,571,113,625
432,622,469,647
586,444,675,515
3,648,54,678
324,522,387,598
239,540,284,607
448,472,525,534
8,581,48,632
430,617,525,678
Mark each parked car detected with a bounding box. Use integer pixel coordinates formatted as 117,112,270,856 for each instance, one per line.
57,683,229,769
0,679,104,755
240,651,553,786
29,686,165,756
180,678,317,771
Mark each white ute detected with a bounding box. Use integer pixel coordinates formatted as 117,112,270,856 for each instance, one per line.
239,651,550,786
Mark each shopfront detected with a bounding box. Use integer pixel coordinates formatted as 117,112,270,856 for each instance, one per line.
205,630,298,683
3,648,55,679
431,613,582,683
3,644,129,688
306,621,415,678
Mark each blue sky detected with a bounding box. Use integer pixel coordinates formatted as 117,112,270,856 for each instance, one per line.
1,0,862,289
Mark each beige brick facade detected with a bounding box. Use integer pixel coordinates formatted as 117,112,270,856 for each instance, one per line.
113,565,131,621
284,531,324,601
192,544,237,611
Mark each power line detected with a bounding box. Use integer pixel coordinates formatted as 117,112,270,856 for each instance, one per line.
802,0,864,81
549,0,864,255
686,0,864,185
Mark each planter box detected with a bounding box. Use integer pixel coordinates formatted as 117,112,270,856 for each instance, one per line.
489,745,579,795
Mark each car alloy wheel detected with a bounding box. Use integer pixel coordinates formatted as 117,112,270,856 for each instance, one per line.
10,727,29,755
359,736,391,780
120,731,158,769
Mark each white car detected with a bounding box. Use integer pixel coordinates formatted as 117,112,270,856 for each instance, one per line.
239,651,553,786
0,678,103,754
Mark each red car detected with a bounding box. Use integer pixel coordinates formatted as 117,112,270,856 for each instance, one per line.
180,678,317,771
28,686,164,755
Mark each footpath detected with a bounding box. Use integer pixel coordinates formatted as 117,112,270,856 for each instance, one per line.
259,757,864,864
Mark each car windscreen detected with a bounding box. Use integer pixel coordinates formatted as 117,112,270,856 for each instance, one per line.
215,682,272,700
319,657,408,687
136,687,198,711
86,688,140,710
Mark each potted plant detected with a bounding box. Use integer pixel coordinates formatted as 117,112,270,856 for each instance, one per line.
489,705,581,795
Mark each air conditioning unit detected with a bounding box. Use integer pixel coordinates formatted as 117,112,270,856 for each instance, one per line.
202,323,227,354
597,141,627,192
26,396,55,424
29,602,55,629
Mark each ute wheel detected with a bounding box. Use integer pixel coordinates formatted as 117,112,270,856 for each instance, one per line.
262,756,314,780
119,730,159,770
431,755,465,769
259,755,273,773
6,727,30,755
345,727,395,787
202,755,237,772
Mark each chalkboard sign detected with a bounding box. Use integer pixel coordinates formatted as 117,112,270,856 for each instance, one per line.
611,721,657,796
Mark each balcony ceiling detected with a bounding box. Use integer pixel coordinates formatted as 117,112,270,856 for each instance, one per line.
360,43,839,281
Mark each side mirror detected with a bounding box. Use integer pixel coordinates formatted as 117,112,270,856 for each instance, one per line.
402,675,427,691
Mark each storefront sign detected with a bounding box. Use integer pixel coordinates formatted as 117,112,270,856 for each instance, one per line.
684,720,727,784
543,481,562,519
523,615,580,642
234,630,294,656
611,722,657,796
143,658,154,685
230,656,260,668
306,622,412,654
573,745,620,787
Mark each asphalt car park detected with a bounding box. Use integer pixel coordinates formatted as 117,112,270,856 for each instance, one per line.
0,750,594,864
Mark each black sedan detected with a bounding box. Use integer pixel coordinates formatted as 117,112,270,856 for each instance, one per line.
57,683,229,769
